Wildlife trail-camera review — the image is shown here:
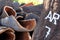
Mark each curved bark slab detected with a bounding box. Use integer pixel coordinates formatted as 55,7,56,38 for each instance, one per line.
1,6,16,18
0,26,15,40
1,15,36,32
18,19,36,31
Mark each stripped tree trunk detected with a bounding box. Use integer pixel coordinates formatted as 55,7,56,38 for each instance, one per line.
32,0,60,40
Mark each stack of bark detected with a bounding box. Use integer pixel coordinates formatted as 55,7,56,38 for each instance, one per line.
0,0,41,40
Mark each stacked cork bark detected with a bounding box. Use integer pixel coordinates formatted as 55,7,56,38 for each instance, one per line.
0,0,39,40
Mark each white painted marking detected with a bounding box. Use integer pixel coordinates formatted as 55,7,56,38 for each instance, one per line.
45,26,51,38
45,11,53,22
45,11,60,25
53,12,60,25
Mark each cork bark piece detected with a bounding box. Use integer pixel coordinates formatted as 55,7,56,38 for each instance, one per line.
1,15,36,32
0,26,15,40
0,6,16,18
